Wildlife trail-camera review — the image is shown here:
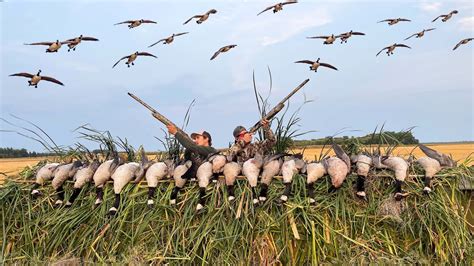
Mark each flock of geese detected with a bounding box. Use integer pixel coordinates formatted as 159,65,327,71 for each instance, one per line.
7,1,472,89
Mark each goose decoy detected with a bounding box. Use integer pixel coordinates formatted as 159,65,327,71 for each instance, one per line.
453,38,473,51
432,10,458,22
114,19,157,29
148,32,189,47
376,43,411,56
404,28,436,40
307,34,337,44
210,44,237,60
336,30,365,43
295,58,338,72
64,35,99,52
378,18,411,25
257,0,297,16
112,51,157,68
9,70,64,88
24,40,68,53
183,9,217,24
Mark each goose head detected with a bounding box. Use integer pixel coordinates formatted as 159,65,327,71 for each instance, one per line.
36,69,42,75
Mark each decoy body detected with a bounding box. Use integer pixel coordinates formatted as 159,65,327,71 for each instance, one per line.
210,44,237,60
307,34,337,44
376,43,411,56
405,28,436,40
453,38,473,51
336,31,365,43
31,163,61,197
148,32,189,47
257,0,297,15
9,70,64,88
115,19,157,29
112,51,157,68
432,10,458,22
184,9,217,24
25,40,67,53
295,58,338,72
64,35,99,51
378,18,411,25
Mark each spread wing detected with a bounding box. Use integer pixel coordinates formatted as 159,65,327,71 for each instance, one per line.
183,15,201,24
419,144,454,166
210,50,222,60
148,39,165,47
257,5,275,16
395,44,411,49
295,60,314,65
352,32,365,35
425,28,436,32
112,55,129,68
174,32,189,37
25,42,53,46
9,72,34,78
404,33,417,40
320,63,338,70
114,20,135,25
376,47,388,56
142,20,157,24
82,37,99,41
431,15,444,22
41,76,64,86
281,0,298,6
306,36,329,39
137,52,157,58
378,19,392,23
399,18,411,22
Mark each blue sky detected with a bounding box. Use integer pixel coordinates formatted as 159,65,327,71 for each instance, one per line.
1,0,473,152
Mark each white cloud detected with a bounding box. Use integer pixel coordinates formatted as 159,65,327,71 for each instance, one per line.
458,16,474,31
419,1,442,12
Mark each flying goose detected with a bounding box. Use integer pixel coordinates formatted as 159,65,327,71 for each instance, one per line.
9,70,64,88
307,34,337,44
295,58,338,72
336,30,365,43
257,0,297,16
64,35,99,52
210,44,237,60
378,18,411,25
148,32,189,47
453,38,473,51
114,19,157,29
24,40,68,53
376,43,411,56
432,10,458,22
404,28,436,40
112,51,157,68
183,9,217,24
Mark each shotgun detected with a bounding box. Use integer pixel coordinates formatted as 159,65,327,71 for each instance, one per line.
248,78,310,133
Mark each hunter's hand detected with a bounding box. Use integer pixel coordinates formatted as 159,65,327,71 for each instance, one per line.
167,124,178,135
260,119,270,128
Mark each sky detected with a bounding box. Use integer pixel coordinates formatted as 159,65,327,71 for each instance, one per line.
0,0,473,152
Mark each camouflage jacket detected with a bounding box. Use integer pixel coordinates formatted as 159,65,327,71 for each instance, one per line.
175,131,217,178
228,126,276,163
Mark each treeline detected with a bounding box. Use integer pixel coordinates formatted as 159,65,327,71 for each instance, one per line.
293,131,420,147
0,147,54,158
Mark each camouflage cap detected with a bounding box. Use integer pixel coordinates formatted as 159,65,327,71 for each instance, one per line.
233,126,247,138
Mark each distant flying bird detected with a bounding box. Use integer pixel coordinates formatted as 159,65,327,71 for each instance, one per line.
148,32,189,47
64,35,99,52
404,28,436,40
183,9,217,24
9,70,64,88
24,40,68,53
378,18,411,25
432,10,458,22
257,0,297,16
453,38,473,51
295,58,338,72
376,43,411,56
307,34,338,44
210,44,237,60
112,52,157,68
114,19,157,29
336,30,365,43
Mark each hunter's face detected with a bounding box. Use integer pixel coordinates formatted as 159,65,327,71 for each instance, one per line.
242,132,252,144
193,135,208,146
